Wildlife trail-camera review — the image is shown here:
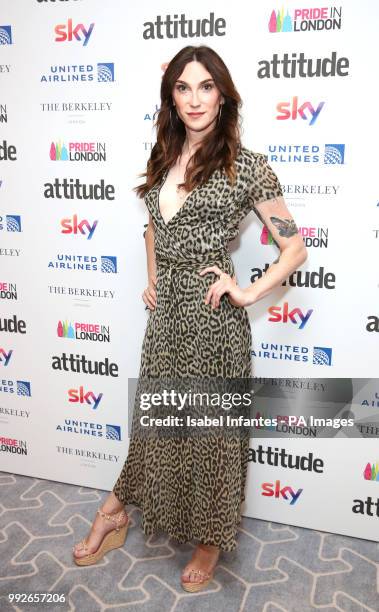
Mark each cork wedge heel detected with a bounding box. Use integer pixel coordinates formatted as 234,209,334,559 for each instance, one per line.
73,506,129,566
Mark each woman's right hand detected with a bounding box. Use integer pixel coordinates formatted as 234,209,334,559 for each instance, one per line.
142,276,157,310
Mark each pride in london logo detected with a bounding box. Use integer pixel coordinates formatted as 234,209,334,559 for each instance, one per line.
269,7,342,33
364,462,379,481
50,141,106,162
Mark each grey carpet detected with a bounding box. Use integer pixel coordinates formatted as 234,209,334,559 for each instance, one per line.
0,472,378,611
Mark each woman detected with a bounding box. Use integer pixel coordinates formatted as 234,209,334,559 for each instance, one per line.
72,45,307,591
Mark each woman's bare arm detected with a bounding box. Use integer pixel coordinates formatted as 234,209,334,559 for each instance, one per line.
244,195,308,306
142,214,158,310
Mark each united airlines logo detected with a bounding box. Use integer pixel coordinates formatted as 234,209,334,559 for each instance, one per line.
0,26,12,45
324,144,345,164
0,215,22,232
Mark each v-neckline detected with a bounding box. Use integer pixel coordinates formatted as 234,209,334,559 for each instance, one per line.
157,168,197,227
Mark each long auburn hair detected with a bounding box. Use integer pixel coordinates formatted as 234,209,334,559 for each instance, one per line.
134,45,243,198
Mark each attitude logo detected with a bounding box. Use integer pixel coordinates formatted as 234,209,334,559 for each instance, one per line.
51,352,118,377
40,63,115,84
48,254,117,273
257,51,349,79
268,302,313,329
43,178,115,200
61,215,98,240
0,215,21,232
0,140,17,161
0,315,26,334
266,143,345,164
0,26,12,45
269,7,342,33
261,480,303,504
352,497,379,517
0,282,17,300
143,13,226,39
249,445,324,472
251,264,335,289
276,97,325,125
57,319,110,342
0,348,13,366
252,343,332,366
68,386,103,410
364,462,379,482
0,380,31,396
366,315,379,333
55,19,94,46
56,419,121,440
50,141,106,161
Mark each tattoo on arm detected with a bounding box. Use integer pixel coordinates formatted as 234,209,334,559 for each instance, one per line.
270,216,299,238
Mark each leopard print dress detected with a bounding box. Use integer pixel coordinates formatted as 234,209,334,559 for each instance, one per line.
112,146,283,551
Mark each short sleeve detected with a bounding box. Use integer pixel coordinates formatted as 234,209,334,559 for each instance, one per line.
226,151,283,240
241,152,283,214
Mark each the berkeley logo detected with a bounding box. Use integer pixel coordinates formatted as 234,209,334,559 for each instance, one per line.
143,13,226,39
55,19,94,46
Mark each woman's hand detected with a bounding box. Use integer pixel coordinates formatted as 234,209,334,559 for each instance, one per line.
199,265,247,309
142,275,157,310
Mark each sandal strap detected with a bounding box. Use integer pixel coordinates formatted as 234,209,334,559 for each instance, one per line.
186,567,211,579
96,507,127,531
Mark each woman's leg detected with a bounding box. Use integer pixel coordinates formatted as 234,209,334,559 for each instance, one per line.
73,491,128,559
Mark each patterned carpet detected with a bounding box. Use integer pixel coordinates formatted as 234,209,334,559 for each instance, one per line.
0,472,378,611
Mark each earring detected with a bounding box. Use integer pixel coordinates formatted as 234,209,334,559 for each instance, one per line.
170,106,176,128
217,103,223,125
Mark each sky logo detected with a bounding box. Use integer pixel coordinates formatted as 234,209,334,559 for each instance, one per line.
324,144,345,164
101,256,117,273
0,215,21,232
0,26,12,45
313,346,332,365
364,462,379,482
68,386,103,410
98,63,114,82
17,381,31,396
0,348,13,366
61,215,98,240
106,424,121,440
268,302,313,329
262,480,303,504
54,19,94,46
276,97,325,125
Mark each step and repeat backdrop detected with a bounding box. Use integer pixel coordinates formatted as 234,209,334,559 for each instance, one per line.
1,0,378,542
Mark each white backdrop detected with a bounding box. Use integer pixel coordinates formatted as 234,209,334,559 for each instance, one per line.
0,0,378,543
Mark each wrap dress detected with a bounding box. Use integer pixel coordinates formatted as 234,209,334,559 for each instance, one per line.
112,146,283,551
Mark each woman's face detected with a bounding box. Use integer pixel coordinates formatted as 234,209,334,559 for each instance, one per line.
172,60,224,135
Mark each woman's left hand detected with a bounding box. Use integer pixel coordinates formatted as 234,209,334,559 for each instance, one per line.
199,265,247,309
